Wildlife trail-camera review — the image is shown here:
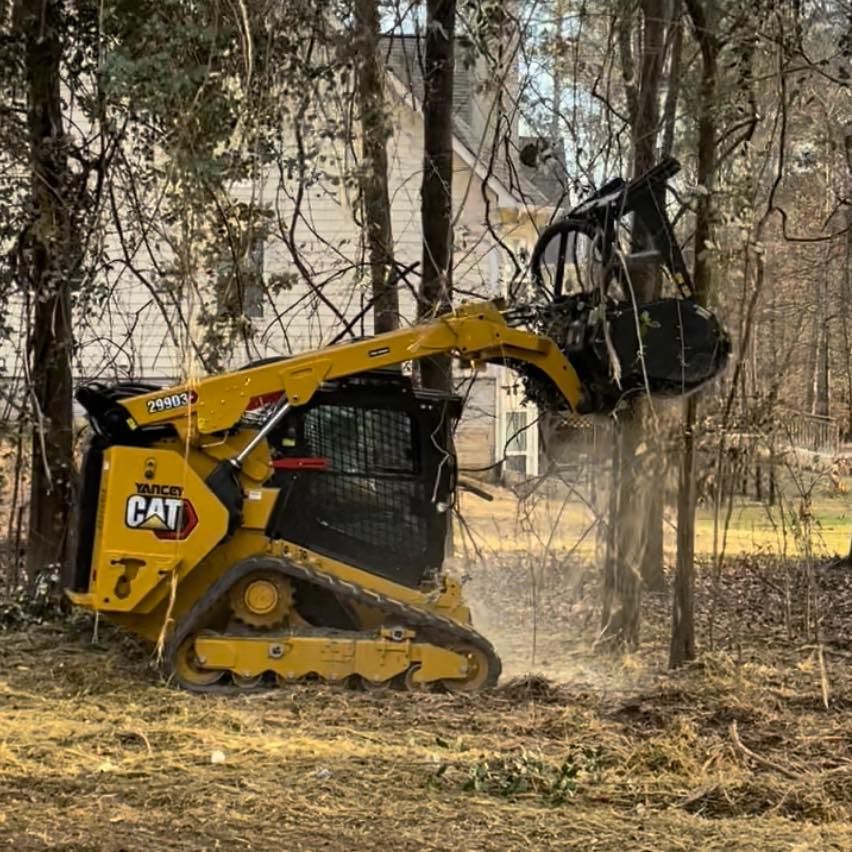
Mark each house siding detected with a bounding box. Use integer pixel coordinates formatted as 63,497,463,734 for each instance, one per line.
2,67,548,475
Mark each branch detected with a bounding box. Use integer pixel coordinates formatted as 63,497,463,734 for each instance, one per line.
729,721,800,780
618,0,639,128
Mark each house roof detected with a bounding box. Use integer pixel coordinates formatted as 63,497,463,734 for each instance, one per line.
381,35,549,211
517,136,572,206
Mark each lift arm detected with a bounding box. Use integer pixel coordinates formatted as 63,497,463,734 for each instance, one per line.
114,159,729,441
121,300,585,437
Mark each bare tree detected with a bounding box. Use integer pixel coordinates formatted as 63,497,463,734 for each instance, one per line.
601,0,671,646
17,0,75,589
418,0,456,392
843,120,852,565
354,0,399,333
843,120,852,443
670,0,719,667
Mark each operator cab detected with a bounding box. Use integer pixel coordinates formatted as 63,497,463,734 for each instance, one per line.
263,369,460,589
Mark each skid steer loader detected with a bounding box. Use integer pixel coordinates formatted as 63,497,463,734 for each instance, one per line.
65,159,729,692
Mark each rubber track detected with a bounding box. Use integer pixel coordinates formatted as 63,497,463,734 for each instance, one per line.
164,555,502,694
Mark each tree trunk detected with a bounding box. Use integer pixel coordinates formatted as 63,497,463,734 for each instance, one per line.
815,313,829,418
354,0,399,334
660,2,683,159
671,395,697,663
842,122,852,439
670,0,718,667
603,0,669,644
633,0,669,594
844,121,852,563
768,458,776,506
643,487,666,591
644,0,685,595
808,265,831,421
20,0,75,591
805,312,819,414
418,0,455,393
602,410,646,646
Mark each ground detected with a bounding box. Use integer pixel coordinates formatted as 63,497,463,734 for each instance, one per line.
1,551,850,851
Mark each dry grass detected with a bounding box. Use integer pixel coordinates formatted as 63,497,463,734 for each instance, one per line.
457,483,851,558
1,591,850,851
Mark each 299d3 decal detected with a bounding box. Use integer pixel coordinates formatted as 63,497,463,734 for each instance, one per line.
145,389,197,414
124,483,198,540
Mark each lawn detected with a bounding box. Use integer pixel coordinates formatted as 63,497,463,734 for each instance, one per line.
458,480,850,560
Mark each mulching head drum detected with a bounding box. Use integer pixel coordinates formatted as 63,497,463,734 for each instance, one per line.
580,297,731,412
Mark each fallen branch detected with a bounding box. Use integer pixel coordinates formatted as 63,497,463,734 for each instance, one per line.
801,644,852,662
816,644,830,711
729,721,800,780
675,783,719,809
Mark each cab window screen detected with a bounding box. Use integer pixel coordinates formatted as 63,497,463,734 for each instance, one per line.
303,406,415,474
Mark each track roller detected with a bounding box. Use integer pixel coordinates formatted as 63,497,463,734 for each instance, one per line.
173,636,225,688
440,644,495,692
165,556,503,693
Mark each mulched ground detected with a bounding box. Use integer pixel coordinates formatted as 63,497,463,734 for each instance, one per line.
0,557,850,851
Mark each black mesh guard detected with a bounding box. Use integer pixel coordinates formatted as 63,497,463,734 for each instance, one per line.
299,405,429,574
265,379,458,588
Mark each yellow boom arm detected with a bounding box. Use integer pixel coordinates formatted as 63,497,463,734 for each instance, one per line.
122,300,584,437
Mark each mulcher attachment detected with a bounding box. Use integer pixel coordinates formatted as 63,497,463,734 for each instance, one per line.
517,157,730,414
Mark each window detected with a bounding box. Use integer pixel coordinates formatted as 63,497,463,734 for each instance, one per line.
503,410,528,476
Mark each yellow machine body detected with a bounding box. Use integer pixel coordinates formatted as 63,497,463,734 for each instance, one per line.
66,288,727,692
73,445,229,615
67,302,576,692
66,162,730,693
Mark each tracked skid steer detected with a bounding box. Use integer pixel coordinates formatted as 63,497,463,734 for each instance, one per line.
66,160,730,693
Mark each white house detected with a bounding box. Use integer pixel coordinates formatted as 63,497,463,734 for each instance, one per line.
7,34,568,479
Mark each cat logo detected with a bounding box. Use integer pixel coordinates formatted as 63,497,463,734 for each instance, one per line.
125,483,198,540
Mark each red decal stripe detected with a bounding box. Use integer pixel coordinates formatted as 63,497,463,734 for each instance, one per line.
247,391,285,411
271,457,329,471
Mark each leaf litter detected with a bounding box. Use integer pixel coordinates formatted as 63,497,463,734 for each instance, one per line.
0,555,849,851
